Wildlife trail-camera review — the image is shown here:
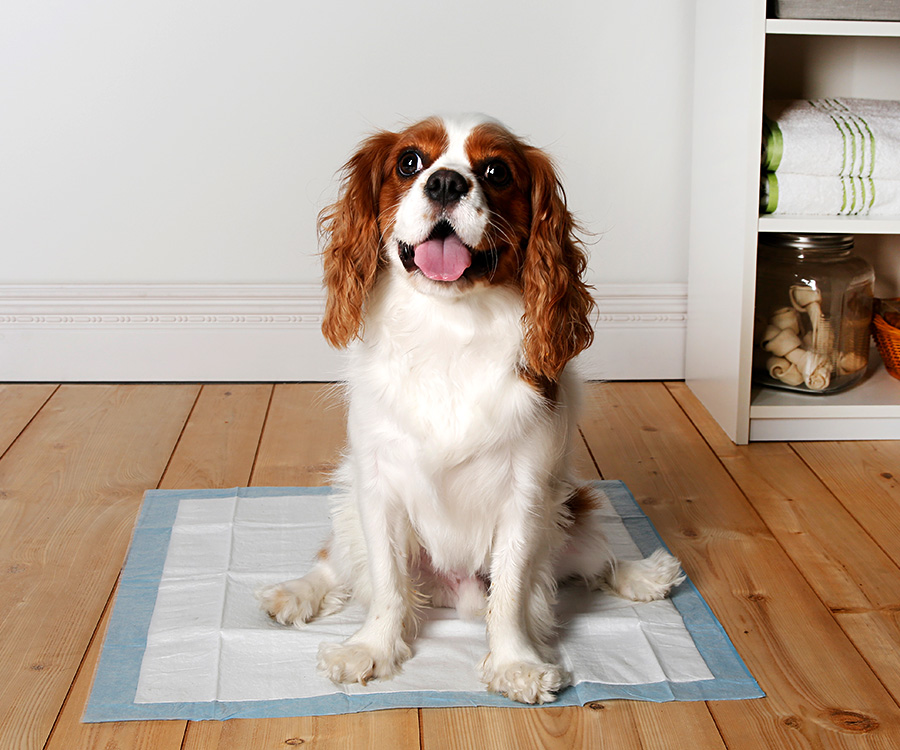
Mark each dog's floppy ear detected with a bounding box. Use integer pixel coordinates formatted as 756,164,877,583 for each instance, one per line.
320,130,398,348
519,146,595,381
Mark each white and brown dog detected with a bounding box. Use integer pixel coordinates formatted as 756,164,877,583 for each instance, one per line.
258,115,683,704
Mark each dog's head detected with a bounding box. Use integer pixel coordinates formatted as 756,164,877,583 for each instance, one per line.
320,115,594,381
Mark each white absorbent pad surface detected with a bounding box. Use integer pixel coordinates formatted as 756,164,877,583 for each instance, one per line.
84,482,762,721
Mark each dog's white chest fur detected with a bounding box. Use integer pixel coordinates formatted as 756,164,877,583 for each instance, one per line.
344,274,552,573
352,274,541,454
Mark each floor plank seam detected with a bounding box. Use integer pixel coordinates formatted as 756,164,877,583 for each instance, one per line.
42,572,121,750
248,384,277,486
576,426,605,480
834,625,900,712
705,703,729,749
0,384,60,463
158,385,204,487
787,441,900,575
783,440,900,710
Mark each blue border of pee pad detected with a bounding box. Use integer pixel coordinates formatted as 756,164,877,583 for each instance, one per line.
83,481,762,722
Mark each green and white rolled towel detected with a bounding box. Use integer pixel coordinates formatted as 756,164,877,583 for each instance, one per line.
761,98,900,215
761,171,900,216
763,98,900,179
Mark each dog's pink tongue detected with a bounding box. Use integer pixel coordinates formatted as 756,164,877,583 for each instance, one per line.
414,234,471,281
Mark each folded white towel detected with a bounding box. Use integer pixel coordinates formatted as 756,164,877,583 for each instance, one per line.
763,98,900,180
762,171,900,216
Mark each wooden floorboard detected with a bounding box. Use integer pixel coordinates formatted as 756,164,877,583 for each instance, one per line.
668,382,900,614
582,382,900,749
668,384,900,701
669,382,900,714
2,381,900,749
790,440,900,716
45,385,273,750
0,385,198,750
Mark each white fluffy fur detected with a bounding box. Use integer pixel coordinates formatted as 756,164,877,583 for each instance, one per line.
258,117,684,704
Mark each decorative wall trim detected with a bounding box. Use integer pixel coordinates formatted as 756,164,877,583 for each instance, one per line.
0,284,325,329
0,283,686,381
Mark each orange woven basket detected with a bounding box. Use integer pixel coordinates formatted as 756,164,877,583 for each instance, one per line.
873,298,900,382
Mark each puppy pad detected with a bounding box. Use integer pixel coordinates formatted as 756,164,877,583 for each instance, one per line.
84,482,762,721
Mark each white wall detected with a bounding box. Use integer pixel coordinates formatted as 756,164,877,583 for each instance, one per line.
2,0,694,286
0,1,695,381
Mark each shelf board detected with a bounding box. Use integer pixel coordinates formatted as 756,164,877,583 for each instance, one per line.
749,357,900,440
751,361,899,417
758,214,900,234
766,18,900,37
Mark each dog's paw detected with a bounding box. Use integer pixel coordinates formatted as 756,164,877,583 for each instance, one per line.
605,549,686,603
317,640,412,686
479,654,569,704
256,578,344,626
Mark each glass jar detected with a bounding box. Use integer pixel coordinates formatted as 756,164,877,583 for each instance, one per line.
753,233,874,394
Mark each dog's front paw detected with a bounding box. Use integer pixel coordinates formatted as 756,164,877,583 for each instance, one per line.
479,654,570,704
257,581,317,625
257,577,345,626
317,640,412,686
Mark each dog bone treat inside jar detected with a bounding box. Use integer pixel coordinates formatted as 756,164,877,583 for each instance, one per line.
753,233,874,394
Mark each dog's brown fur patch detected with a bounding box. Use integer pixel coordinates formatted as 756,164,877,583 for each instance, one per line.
565,484,599,524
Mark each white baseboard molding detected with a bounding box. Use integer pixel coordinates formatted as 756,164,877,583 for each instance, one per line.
0,283,686,382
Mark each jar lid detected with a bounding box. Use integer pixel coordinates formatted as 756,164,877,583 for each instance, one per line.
759,233,854,251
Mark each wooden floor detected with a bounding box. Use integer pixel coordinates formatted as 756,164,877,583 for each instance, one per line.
2,382,900,749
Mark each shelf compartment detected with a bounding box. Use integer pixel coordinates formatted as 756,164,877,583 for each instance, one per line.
688,1,900,442
749,358,900,440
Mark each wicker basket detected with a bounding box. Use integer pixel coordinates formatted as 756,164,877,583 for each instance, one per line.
873,298,900,382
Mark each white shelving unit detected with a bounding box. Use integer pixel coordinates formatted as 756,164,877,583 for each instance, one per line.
686,2,900,443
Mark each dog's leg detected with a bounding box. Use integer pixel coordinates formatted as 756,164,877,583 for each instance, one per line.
256,550,347,626
604,549,686,602
479,508,569,704
554,488,685,602
317,490,414,686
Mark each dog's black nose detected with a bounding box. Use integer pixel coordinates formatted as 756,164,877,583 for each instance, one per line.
424,169,469,206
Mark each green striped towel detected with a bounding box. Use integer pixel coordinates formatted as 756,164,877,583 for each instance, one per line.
763,98,900,180
761,171,900,216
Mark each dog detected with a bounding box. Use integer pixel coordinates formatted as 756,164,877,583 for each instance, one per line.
258,115,684,704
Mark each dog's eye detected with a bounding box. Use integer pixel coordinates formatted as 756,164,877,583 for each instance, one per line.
397,150,424,178
484,160,511,187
